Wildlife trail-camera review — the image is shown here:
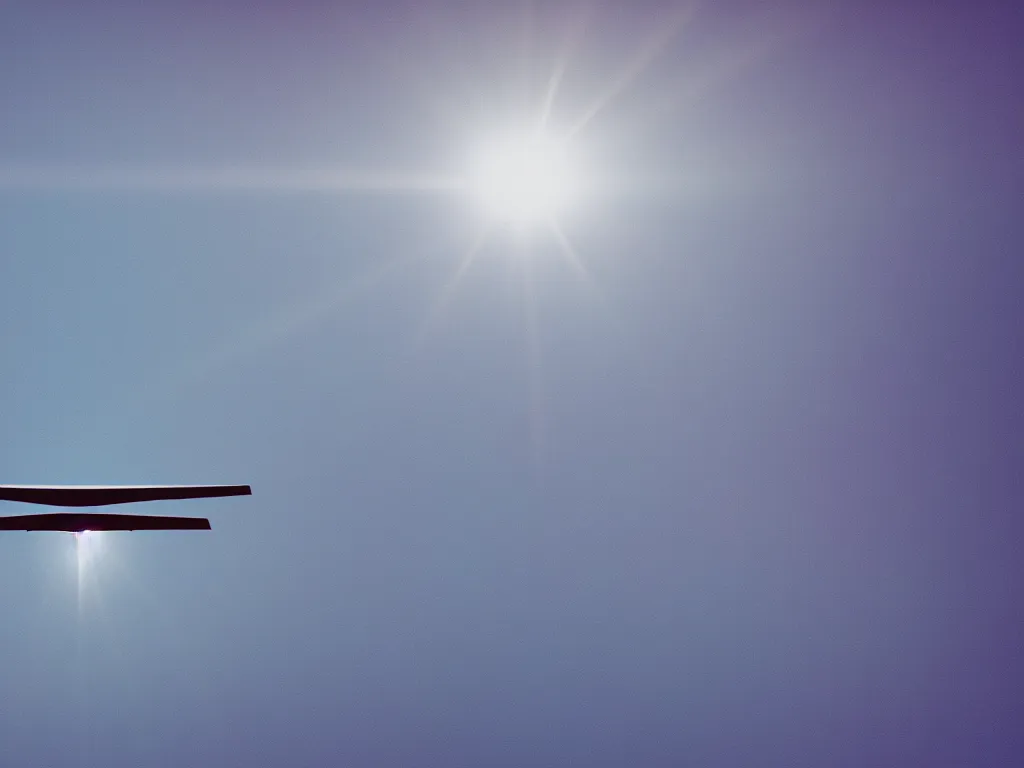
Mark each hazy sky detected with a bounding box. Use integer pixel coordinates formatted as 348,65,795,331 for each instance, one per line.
1,2,1021,766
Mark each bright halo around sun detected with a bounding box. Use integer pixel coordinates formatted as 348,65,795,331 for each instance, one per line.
469,131,576,225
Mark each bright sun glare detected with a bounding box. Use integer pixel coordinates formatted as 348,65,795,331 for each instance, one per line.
469,131,575,225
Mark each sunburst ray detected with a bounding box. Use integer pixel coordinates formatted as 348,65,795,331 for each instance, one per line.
162,251,419,399
566,2,697,139
538,3,593,132
547,217,594,286
415,225,492,344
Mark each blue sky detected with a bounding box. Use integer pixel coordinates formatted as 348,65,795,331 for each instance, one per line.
1,2,1022,766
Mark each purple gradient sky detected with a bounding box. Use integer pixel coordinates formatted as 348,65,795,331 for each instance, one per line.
0,2,1021,766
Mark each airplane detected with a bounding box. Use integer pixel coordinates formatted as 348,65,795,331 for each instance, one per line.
0,484,251,533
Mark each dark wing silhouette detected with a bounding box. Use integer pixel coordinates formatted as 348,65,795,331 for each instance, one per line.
0,513,212,531
0,484,251,507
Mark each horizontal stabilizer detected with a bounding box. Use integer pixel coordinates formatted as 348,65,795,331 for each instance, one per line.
0,484,251,507
0,512,211,532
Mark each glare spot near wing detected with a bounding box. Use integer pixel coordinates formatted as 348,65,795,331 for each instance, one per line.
76,527,101,558
75,530,103,598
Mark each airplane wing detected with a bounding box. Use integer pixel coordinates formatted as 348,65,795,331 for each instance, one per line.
0,484,251,507
0,513,211,531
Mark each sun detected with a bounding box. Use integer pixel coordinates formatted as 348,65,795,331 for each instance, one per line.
468,130,576,226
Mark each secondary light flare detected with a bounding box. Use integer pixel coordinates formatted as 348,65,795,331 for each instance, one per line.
74,529,103,600
75,529,99,559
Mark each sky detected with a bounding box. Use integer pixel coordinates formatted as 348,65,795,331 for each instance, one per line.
0,2,1022,766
